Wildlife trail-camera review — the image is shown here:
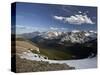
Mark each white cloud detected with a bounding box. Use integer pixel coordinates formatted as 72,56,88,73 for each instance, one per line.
72,30,80,33
16,25,39,34
16,25,36,30
61,28,66,30
53,14,94,25
50,27,67,31
16,25,26,29
50,27,58,30
53,16,64,20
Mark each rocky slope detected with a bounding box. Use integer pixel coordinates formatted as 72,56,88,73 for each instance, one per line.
16,55,74,73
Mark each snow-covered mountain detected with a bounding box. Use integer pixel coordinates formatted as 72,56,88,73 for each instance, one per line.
61,31,97,43
41,31,96,43
40,31,62,39
20,30,97,44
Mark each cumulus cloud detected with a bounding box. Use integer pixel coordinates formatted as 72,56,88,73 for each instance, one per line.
53,14,94,25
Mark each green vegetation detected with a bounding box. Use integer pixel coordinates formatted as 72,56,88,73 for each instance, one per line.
32,42,73,60
39,47,72,60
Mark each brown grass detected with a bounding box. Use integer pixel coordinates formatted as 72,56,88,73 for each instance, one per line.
16,40,39,54
16,56,75,73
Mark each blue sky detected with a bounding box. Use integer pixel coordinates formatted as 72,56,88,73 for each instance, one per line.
14,2,97,34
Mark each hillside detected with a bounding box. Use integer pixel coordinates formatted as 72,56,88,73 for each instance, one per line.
16,56,74,73
13,38,74,72
16,40,39,54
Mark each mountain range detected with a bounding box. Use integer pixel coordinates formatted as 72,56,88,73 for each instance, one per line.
20,30,97,44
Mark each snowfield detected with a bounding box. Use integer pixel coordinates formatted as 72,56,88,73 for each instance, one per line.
17,51,97,69
51,57,97,69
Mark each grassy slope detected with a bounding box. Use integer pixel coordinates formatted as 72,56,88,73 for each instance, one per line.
39,46,72,60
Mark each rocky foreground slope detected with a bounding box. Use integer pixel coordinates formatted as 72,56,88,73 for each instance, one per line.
16,56,74,73
13,39,74,72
